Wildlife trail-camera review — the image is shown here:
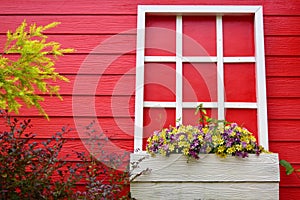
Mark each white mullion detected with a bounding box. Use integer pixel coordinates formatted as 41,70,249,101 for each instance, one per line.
183,102,218,108
216,15,225,120
183,56,218,62
134,8,146,152
224,102,257,109
176,15,183,125
144,101,176,108
255,7,269,150
223,57,256,63
145,56,176,62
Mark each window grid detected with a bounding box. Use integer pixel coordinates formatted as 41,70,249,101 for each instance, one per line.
135,6,268,152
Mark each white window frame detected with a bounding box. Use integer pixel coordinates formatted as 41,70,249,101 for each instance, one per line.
134,5,268,152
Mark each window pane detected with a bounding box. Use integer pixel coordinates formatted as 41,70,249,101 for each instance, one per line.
224,63,256,102
223,15,254,56
144,62,176,101
145,15,176,56
183,16,216,56
183,63,217,102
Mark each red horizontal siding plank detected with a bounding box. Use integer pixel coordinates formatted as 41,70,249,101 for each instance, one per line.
59,139,134,161
269,141,300,162
263,0,300,16
56,74,135,96
16,96,135,117
0,16,136,34
265,36,300,56
266,57,300,77
267,98,300,120
268,120,300,141
264,16,300,36
27,138,134,161
0,116,134,139
0,34,136,54
267,77,300,97
280,187,300,200
4,54,136,75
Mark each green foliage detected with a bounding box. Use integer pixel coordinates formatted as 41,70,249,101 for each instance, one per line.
280,159,295,175
0,21,73,118
0,112,132,199
0,110,80,199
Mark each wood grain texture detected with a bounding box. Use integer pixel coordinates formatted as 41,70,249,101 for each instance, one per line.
280,187,300,200
56,54,135,75
266,57,300,77
267,77,300,97
265,36,300,56
58,74,135,96
16,96,135,117
131,153,279,182
269,142,300,163
267,98,300,120
0,34,136,54
3,54,136,75
0,116,134,139
264,16,300,36
0,16,136,34
131,182,279,200
268,119,300,141
130,153,279,199
29,138,133,161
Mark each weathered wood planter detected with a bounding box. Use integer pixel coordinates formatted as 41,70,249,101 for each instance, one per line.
130,153,279,200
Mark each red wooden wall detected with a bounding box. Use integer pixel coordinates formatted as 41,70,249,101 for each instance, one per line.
0,0,299,199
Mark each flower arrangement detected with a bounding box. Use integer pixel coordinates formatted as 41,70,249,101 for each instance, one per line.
146,105,266,160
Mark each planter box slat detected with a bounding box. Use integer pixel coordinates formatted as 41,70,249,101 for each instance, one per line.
131,182,278,200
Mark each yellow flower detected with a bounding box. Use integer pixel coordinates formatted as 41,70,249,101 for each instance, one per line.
183,148,189,155
246,144,253,151
217,146,226,153
226,147,236,154
250,136,256,142
198,135,203,141
235,144,242,151
179,135,185,141
169,144,175,151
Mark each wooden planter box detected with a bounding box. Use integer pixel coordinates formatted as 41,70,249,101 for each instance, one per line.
130,153,279,200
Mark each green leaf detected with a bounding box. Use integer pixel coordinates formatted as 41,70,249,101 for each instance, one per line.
280,159,295,175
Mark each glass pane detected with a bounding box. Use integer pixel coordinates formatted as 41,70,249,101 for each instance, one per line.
183,63,217,102
183,16,216,56
224,63,256,102
145,15,176,56
223,15,255,56
144,62,176,101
